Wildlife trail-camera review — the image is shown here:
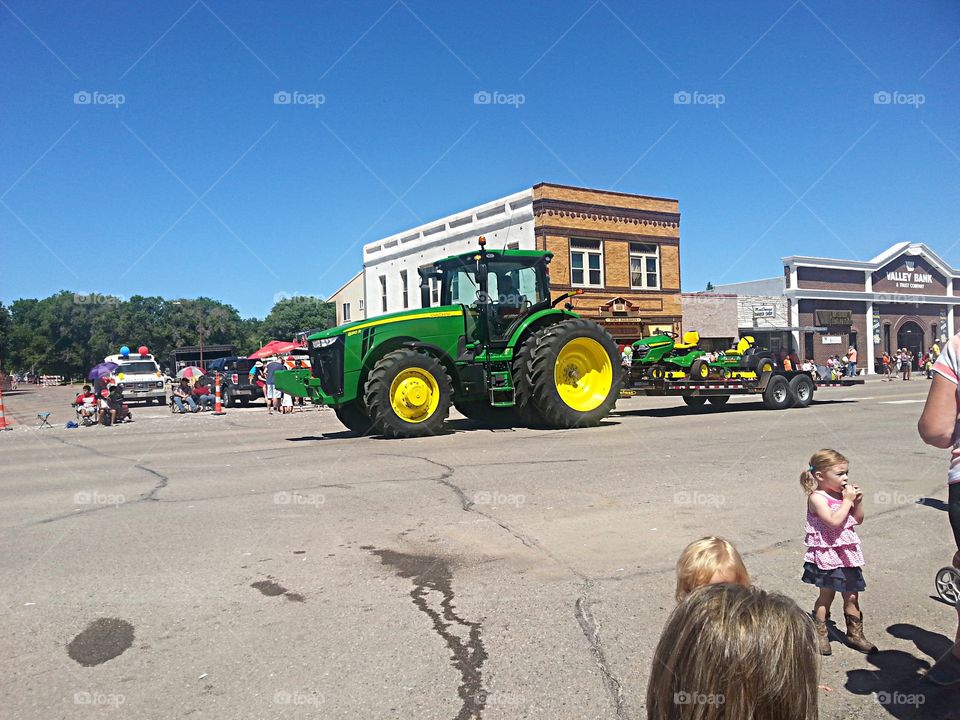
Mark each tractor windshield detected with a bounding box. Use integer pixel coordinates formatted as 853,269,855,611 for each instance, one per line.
441,256,549,308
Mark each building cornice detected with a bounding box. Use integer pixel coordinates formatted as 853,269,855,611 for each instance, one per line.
782,242,959,279
785,288,960,305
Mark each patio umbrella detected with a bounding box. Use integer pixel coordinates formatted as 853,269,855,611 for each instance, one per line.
176,366,206,381
88,362,119,380
249,340,304,359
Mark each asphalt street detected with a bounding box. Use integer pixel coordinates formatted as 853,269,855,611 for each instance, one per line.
1,378,957,719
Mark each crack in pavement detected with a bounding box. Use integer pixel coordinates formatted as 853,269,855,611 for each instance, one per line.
576,582,628,720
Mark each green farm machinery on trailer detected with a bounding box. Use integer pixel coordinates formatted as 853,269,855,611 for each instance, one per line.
274,237,622,438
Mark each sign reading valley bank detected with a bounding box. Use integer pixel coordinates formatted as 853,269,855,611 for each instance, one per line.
886,260,934,289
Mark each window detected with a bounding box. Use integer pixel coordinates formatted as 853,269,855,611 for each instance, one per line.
400,270,408,309
379,275,387,312
430,277,439,304
359,298,364,311
342,302,351,322
570,238,603,287
630,242,660,289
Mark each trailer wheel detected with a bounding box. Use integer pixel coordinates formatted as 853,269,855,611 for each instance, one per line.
707,395,730,407
691,359,709,380
762,375,793,410
334,399,379,435
365,349,452,438
528,318,621,428
789,374,815,408
682,395,707,408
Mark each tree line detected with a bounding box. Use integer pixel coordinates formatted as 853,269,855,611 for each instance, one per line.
0,292,335,378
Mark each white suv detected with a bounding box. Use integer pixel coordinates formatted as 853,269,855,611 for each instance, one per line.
105,353,167,405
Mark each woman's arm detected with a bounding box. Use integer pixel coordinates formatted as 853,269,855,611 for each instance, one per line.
918,373,958,449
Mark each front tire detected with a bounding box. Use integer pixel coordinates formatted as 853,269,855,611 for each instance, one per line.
221,388,232,408
364,349,452,438
690,358,709,380
157,395,167,406
707,395,730,407
527,319,620,428
334,399,378,435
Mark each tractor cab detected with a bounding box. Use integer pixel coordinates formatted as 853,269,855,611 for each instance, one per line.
419,238,552,347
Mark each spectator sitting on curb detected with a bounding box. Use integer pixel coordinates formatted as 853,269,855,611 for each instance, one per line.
192,376,216,411
173,378,199,413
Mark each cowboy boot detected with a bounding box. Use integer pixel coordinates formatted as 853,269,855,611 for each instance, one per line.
812,614,831,655
844,613,878,654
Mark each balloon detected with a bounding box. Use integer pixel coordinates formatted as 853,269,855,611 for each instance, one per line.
139,345,149,357
119,345,130,357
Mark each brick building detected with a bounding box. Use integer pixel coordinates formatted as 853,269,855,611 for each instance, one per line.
783,242,957,372
362,183,681,342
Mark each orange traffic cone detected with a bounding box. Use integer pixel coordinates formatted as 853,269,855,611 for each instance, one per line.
213,372,225,416
0,382,11,430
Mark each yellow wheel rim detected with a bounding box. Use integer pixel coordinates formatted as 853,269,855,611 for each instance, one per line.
389,368,440,423
698,363,709,379
554,338,612,412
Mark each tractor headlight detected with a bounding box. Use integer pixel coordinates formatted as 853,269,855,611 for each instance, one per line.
312,337,338,349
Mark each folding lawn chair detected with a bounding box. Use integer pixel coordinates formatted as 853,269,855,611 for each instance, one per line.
36,412,54,429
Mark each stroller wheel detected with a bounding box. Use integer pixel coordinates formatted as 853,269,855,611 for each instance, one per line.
935,566,960,606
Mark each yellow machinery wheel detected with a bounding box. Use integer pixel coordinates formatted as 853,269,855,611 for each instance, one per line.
528,318,622,428
389,368,440,423
554,337,613,412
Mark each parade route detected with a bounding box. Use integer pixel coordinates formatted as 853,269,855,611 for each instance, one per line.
0,379,956,719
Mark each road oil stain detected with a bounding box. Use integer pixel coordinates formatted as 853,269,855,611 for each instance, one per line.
251,579,305,602
372,549,486,720
67,618,135,666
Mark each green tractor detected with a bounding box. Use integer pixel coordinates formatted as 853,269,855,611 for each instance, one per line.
274,238,622,438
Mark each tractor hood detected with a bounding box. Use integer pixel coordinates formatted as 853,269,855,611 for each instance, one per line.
633,334,673,349
306,306,465,343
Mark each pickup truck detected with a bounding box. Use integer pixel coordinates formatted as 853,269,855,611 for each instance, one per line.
204,357,262,407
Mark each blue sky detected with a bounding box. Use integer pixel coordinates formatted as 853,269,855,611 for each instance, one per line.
1,1,958,318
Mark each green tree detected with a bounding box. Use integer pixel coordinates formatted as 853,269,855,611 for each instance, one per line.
262,296,335,341
0,302,10,368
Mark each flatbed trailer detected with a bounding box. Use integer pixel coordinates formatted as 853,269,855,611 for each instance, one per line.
621,369,864,410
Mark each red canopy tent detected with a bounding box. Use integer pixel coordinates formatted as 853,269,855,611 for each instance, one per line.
248,339,306,360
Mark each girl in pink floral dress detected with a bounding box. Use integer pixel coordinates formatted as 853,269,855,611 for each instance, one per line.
801,449,877,656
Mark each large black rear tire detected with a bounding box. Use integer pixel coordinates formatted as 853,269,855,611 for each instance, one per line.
334,399,378,435
364,349,452,438
512,331,547,426
682,395,707,407
527,318,621,428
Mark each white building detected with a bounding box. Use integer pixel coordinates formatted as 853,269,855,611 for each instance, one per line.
362,189,535,317
328,270,365,326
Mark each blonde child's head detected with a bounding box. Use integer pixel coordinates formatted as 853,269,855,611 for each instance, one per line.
800,449,849,495
675,536,750,602
647,584,819,720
